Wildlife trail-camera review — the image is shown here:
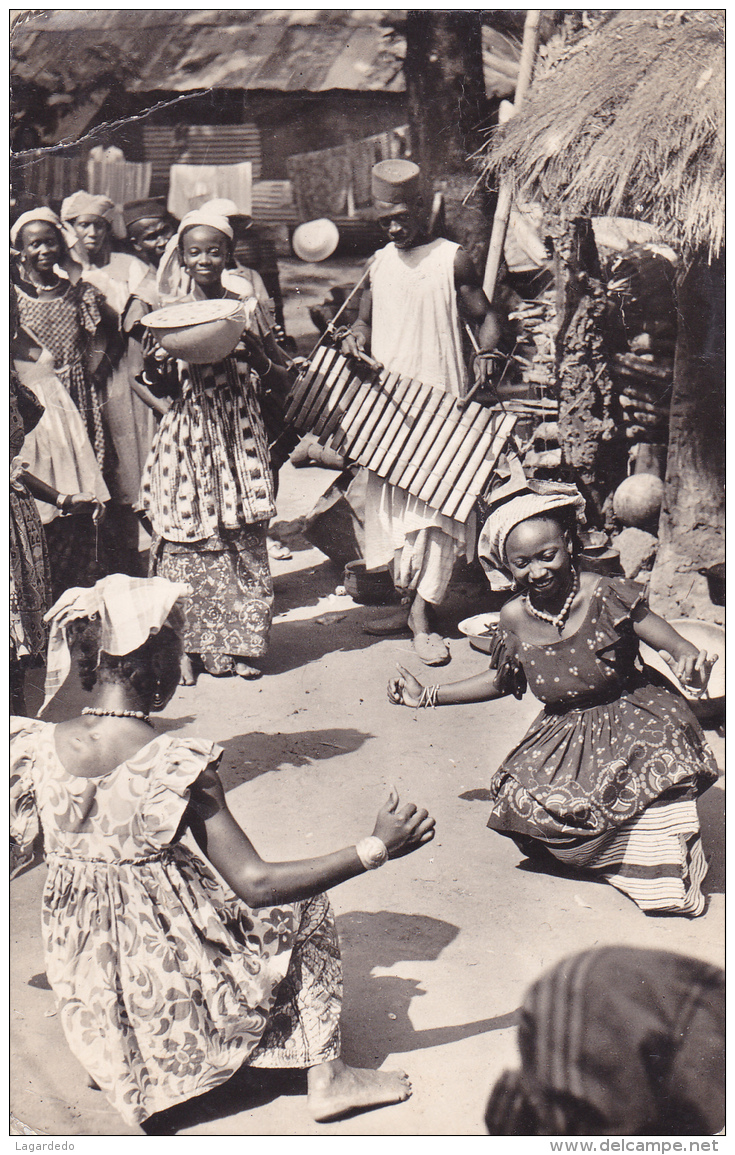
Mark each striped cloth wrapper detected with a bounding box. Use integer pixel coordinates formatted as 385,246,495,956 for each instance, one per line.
547,793,708,916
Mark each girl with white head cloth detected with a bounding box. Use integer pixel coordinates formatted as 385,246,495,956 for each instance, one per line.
140,210,293,680
10,574,434,1131
388,476,719,916
11,206,110,471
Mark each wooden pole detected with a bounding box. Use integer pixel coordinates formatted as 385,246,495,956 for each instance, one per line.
482,10,542,303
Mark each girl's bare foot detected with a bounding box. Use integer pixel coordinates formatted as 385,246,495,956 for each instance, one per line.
233,659,262,680
306,1058,411,1122
179,654,197,686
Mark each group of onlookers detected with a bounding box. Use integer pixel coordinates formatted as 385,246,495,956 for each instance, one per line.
10,190,291,709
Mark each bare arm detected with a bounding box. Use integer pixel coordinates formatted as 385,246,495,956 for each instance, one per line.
19,470,103,516
388,663,506,708
187,766,435,908
632,604,717,692
454,249,502,352
130,376,171,417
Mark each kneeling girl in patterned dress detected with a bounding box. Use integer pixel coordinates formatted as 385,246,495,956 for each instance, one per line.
11,576,435,1130
388,480,718,916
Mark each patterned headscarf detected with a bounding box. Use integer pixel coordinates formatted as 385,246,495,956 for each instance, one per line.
479,479,586,574
42,573,190,710
156,209,234,303
60,191,116,225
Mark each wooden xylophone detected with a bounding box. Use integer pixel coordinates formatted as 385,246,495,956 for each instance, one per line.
285,345,517,524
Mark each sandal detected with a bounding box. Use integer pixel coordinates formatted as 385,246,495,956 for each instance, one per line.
267,537,292,560
413,632,451,666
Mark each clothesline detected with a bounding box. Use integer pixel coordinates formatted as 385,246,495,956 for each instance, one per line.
287,125,410,221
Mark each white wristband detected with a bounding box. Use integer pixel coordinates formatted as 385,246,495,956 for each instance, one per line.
355,836,389,870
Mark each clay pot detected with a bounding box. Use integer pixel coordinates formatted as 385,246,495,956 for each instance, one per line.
699,562,725,606
613,473,664,528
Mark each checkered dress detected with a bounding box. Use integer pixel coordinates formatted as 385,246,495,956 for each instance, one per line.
13,279,107,473
140,348,276,541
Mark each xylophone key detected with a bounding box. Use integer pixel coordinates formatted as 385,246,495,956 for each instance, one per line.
285,342,334,423
297,345,344,429
445,412,518,522
364,375,419,475
427,400,496,513
318,362,372,444
385,386,448,491
411,392,470,503
348,373,404,463
311,354,360,436
395,390,456,494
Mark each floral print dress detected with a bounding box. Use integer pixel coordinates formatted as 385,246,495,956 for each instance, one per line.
486,577,718,915
10,719,342,1126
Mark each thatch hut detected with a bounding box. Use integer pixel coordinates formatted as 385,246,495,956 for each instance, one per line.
479,9,724,622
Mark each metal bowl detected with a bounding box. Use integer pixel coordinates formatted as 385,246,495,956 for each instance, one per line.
458,612,501,653
639,619,725,721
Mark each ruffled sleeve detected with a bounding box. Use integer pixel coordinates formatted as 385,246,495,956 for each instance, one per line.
488,627,527,700
73,279,104,335
142,735,224,846
600,577,647,631
10,717,45,855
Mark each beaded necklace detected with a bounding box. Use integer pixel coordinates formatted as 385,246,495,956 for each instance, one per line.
523,572,579,635
82,707,153,726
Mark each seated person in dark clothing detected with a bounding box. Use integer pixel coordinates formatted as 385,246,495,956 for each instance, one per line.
485,947,725,1136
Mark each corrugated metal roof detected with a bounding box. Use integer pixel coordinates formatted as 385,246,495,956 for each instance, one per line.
11,10,406,94
12,10,519,97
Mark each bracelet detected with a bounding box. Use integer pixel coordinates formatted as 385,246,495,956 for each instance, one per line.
417,684,440,709
258,358,273,379
355,836,389,870
55,493,72,512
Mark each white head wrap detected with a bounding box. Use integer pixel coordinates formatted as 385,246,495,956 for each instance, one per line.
10,206,85,281
199,198,241,218
156,210,234,303
42,574,190,711
10,207,65,248
479,480,586,575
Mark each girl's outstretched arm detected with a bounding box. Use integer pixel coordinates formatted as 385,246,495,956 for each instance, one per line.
632,604,718,693
187,767,435,908
388,663,506,707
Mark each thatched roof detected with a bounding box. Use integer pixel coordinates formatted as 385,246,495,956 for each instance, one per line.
480,10,724,259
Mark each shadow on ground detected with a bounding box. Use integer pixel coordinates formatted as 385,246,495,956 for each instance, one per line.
337,911,517,1066
142,909,516,1135
215,727,373,790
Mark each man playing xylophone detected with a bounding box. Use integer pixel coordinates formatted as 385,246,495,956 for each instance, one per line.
342,160,502,665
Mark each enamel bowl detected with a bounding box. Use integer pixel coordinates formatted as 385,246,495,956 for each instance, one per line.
143,299,254,364
458,612,501,653
639,619,724,720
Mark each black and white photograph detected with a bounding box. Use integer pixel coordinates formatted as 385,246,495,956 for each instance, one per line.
9,8,724,1140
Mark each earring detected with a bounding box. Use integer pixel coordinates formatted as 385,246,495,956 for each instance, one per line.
152,678,165,709
510,579,518,591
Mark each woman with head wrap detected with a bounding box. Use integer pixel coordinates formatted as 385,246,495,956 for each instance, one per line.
485,947,725,1135
61,192,160,575
388,476,719,915
10,575,434,1131
10,207,110,473
140,210,294,681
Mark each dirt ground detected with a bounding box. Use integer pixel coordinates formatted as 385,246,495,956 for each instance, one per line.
10,259,725,1139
